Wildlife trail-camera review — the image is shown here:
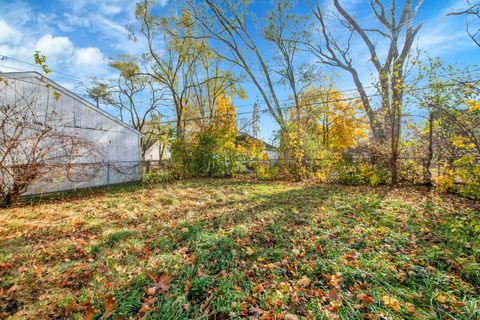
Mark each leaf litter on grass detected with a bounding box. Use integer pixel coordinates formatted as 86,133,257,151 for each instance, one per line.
0,180,479,319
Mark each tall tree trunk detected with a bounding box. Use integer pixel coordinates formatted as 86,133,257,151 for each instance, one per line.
424,109,434,186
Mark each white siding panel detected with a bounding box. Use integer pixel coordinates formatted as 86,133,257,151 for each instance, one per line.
1,73,142,194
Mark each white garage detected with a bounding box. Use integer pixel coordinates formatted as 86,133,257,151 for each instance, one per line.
0,71,142,194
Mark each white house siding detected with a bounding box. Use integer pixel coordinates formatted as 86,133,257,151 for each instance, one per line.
144,141,171,161
0,72,142,194
266,149,279,163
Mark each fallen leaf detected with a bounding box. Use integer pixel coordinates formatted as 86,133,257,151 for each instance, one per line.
6,285,17,294
436,294,448,304
104,296,117,313
146,285,157,296
382,295,400,312
246,247,255,256
84,302,95,320
357,293,374,304
157,274,172,293
314,243,324,254
139,297,156,313
298,276,311,288
253,283,264,293
284,313,299,320
184,279,191,293
327,288,340,301
405,302,415,313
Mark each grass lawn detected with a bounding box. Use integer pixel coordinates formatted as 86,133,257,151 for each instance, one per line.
0,179,479,319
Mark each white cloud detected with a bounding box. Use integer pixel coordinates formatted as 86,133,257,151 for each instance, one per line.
0,31,111,85
74,47,105,66
58,14,92,33
35,34,75,60
0,20,22,44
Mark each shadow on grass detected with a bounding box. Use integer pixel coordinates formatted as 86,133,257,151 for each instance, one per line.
14,177,284,209
96,184,363,319
4,179,480,319
18,181,144,207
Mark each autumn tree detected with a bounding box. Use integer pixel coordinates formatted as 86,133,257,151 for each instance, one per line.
307,0,423,184
278,85,368,181
172,95,243,178
134,1,240,140
300,87,368,151
409,58,480,194
85,80,114,109
188,0,315,129
86,55,166,157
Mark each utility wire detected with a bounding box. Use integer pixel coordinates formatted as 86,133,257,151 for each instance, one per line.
153,80,480,125
2,63,478,110
1,62,479,127
2,53,480,111
0,54,88,83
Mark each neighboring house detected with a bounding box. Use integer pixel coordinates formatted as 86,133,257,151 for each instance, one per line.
0,72,142,194
144,141,171,161
236,133,279,162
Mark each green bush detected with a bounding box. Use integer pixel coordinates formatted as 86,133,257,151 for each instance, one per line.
171,133,243,179
337,161,389,186
143,171,175,185
457,163,480,200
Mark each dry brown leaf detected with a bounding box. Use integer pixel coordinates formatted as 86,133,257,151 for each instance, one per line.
157,274,172,293
357,293,374,304
327,288,340,301
233,285,242,291
314,243,324,254
298,276,311,288
84,302,95,320
146,286,157,296
184,279,191,293
253,283,264,293
139,297,156,314
104,296,117,313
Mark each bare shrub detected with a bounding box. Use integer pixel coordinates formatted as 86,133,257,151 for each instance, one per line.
0,79,101,208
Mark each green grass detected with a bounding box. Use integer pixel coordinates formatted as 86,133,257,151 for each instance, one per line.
0,179,479,319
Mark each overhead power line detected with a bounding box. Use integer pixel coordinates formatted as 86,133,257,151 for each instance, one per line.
153,79,480,125
1,60,479,127
0,54,89,83
2,61,478,109
2,53,479,112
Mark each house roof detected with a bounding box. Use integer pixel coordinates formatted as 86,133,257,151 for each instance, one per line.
236,133,277,151
0,71,141,136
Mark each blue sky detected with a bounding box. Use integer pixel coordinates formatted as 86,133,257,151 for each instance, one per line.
0,0,478,144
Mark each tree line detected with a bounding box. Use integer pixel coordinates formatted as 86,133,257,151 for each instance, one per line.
84,0,479,193
2,0,479,207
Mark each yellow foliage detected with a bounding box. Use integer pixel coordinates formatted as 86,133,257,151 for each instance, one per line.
435,168,455,193
299,87,368,151
211,95,239,151
466,100,480,112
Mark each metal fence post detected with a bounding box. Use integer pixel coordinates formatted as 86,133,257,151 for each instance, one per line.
107,162,110,187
